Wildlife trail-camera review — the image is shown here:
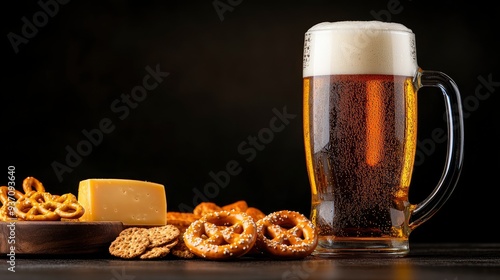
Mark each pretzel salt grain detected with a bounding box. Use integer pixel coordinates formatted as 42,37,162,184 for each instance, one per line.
0,186,23,221
183,210,257,260
256,210,318,259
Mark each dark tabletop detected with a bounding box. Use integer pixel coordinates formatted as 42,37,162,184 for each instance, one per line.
2,243,500,280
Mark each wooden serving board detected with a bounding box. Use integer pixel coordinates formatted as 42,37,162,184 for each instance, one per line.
0,221,124,256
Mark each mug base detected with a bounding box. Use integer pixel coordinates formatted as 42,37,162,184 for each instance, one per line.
312,237,410,257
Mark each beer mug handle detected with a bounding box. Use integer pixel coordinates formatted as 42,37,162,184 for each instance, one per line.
409,69,465,230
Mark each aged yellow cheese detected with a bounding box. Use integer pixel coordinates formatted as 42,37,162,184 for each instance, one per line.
78,179,167,226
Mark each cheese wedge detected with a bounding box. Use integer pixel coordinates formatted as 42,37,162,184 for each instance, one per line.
78,178,167,226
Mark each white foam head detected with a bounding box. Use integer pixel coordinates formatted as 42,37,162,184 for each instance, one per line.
303,21,418,77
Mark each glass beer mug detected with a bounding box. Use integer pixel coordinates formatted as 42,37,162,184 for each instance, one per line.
303,21,464,256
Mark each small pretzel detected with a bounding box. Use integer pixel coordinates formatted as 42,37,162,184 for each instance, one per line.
0,186,24,221
22,176,46,193
15,191,84,221
166,212,201,227
194,201,266,222
183,210,257,260
52,193,85,219
193,202,222,216
256,210,318,259
221,200,248,212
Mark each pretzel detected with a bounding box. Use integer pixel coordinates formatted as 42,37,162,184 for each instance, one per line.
0,186,24,221
166,212,201,227
193,201,266,222
256,210,318,259
183,210,257,260
245,207,266,222
193,202,222,216
14,190,84,221
221,200,248,212
22,176,46,193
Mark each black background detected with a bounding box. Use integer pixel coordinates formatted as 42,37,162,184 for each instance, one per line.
1,0,498,243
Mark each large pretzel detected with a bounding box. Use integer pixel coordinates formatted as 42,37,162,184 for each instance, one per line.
256,210,318,259
14,189,84,221
183,210,257,260
0,186,24,221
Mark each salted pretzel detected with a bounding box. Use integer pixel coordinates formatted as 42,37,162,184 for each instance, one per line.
0,186,24,221
192,201,266,222
193,202,222,216
183,210,257,260
22,176,46,194
221,200,248,212
256,210,318,259
245,207,266,222
166,212,201,227
15,191,84,221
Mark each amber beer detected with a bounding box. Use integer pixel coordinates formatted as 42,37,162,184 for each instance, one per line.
303,73,417,242
303,21,464,257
